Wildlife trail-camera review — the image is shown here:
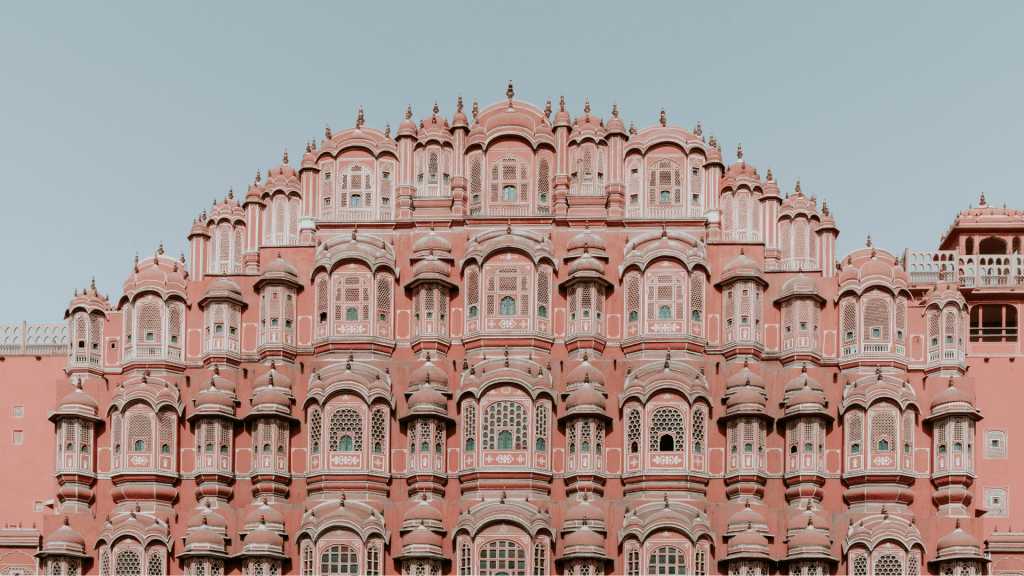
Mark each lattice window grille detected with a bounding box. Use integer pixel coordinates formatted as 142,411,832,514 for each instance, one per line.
627,408,641,453
481,401,527,450
986,487,1008,516
849,411,864,445
328,408,363,452
535,404,548,451
146,551,162,576
533,541,547,576
986,430,1007,458
842,300,857,341
864,298,890,340
870,410,897,453
128,413,152,452
852,554,868,576
138,303,162,345
463,402,477,448
115,550,141,576
649,407,687,452
371,408,386,454
873,553,902,576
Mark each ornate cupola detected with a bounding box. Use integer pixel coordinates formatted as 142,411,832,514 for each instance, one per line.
65,278,110,375
717,249,768,358
394,494,447,575
929,519,987,575
719,363,772,501
408,228,456,354
177,502,229,576
783,503,838,576
779,373,833,507
198,277,246,366
245,362,298,502
562,226,612,354
50,376,102,513
776,272,826,364
559,353,612,496
400,353,454,497
186,367,239,503
922,282,968,375
924,378,982,517
37,516,89,576
557,496,611,576
237,515,286,576
253,253,302,360
119,249,189,370
721,500,773,576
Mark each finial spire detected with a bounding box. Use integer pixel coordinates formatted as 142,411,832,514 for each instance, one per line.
506,80,514,100
737,143,743,160
612,102,618,117
356,106,364,128
325,125,331,140
866,235,872,248
283,150,288,164
766,167,772,181
457,94,463,112
660,108,666,127
980,191,986,205
559,93,565,111
433,101,439,115
795,179,802,194
584,99,590,114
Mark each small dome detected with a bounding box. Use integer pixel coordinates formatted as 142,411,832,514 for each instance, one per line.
44,518,86,549
409,358,448,388
566,383,607,411
245,523,283,548
408,386,447,410
564,496,605,525
779,273,822,301
726,387,766,409
721,251,764,284
787,507,828,532
195,386,234,410
245,500,285,528
787,384,827,409
789,525,832,549
726,361,764,391
404,523,443,548
930,382,974,409
403,499,443,526
567,227,607,253
253,362,292,391
728,501,767,532
564,523,605,549
568,252,605,277
261,254,298,279
57,386,99,412
184,524,224,549
785,367,824,395
723,160,759,183
565,357,604,388
730,528,769,548
252,387,290,410
200,367,236,396
204,277,243,299
413,256,450,279
412,229,452,255
937,522,982,552
188,503,228,530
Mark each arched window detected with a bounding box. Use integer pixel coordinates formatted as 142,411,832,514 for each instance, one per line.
533,541,547,576
627,547,641,576
648,546,686,575
321,545,358,575
371,407,386,455
647,272,688,322
146,551,163,576
489,155,529,212
649,407,686,452
482,401,527,450
328,408,363,452
460,541,473,576
480,539,526,576
486,266,530,320
626,273,641,325
863,298,890,341
334,274,370,324
114,550,141,576
128,413,152,454
366,543,381,576
648,159,683,207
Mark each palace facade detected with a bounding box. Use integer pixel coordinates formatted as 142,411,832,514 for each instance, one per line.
5,86,1024,575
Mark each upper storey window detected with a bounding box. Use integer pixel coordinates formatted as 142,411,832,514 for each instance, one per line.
415,149,451,198
624,392,708,474
722,188,761,242
779,218,818,270
625,264,705,339
208,223,243,274
487,155,530,217
263,194,298,246
569,146,604,197
970,304,1018,343
314,268,392,340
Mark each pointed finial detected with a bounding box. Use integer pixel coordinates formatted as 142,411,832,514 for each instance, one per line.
544,98,551,118
356,106,364,128
457,94,464,113
405,105,412,120
559,93,565,111
694,121,702,136
158,242,164,255
766,167,772,181
795,179,802,194
629,121,636,135
283,150,288,164
664,493,670,509
980,192,986,205
472,99,478,118
660,108,666,127
584,99,590,114
63,516,69,526
737,143,743,160
506,80,514,100
866,235,872,248
325,125,331,140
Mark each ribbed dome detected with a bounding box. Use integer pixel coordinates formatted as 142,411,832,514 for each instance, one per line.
721,250,764,284
726,387,766,409
728,501,767,531
568,252,605,277
564,496,605,525
779,273,822,300
937,522,982,551
408,386,447,409
568,227,607,253
188,503,228,530
785,367,824,394
245,500,285,528
261,254,298,279
730,528,769,548
726,361,764,390
252,387,290,409
412,229,452,254
931,382,974,409
403,498,443,525
789,525,832,549
787,384,827,409
253,362,292,391
245,523,283,548
57,386,99,411
44,518,86,549
195,386,234,410
201,367,236,396
184,523,224,548
412,256,450,279
564,523,605,548
565,383,607,411
404,523,443,548
205,277,243,299
409,358,448,388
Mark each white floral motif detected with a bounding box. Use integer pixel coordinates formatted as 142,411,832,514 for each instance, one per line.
499,319,517,329
331,454,360,466
130,455,147,465
649,323,681,333
652,455,683,465
495,454,514,464
872,455,893,466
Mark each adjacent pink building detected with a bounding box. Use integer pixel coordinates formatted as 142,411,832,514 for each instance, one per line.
4,86,1024,575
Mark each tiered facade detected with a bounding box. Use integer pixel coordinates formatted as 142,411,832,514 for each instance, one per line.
21,86,1024,574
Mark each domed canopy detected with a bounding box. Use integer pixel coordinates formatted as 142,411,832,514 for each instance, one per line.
254,253,300,290
719,250,766,285
722,159,761,189
932,520,987,564
245,499,285,531
412,229,452,256
402,495,444,531
778,273,824,303
53,378,100,421
564,494,605,529
200,277,245,307
563,382,609,421
42,517,87,557
568,226,607,254
403,522,443,549
565,354,605,390
566,251,607,282
407,386,447,411
408,356,449,390
727,500,768,535
242,518,284,555
784,365,824,395
253,361,292,391
563,522,605,550
187,502,228,531
121,253,188,305
925,380,981,422
725,386,767,411
411,255,451,283
726,360,765,391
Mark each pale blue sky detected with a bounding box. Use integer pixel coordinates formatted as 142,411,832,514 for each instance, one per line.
2,1,1022,322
